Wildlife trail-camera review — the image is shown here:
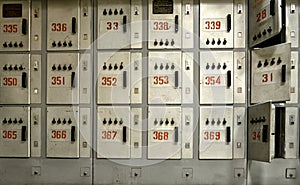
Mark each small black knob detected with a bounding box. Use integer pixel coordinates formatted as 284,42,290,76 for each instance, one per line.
211,63,215,70
159,40,163,46
257,61,262,68
171,64,175,70
114,64,118,70
270,58,275,66
165,40,169,46
223,63,227,70
165,119,169,125
223,118,227,125
206,63,210,70
52,65,56,71
103,9,107,15
165,63,169,70
206,39,210,45
160,119,163,125
171,40,175,46
68,65,72,70
277,57,282,65
205,118,209,125
211,39,215,45
103,63,107,70
253,35,257,41
267,27,272,33
264,60,268,67
159,63,164,70
257,32,262,38
171,119,175,125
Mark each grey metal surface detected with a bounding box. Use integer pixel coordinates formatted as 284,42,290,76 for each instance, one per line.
0,0,299,185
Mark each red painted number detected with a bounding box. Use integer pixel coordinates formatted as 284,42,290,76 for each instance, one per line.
153,76,169,85
2,77,17,86
205,21,221,30
102,131,117,140
153,22,170,30
2,130,17,139
51,23,67,32
106,22,119,30
153,131,169,140
204,131,221,141
51,130,67,139
3,24,18,33
262,73,273,83
256,8,267,23
51,76,65,86
252,131,261,141
101,77,117,86
204,76,221,86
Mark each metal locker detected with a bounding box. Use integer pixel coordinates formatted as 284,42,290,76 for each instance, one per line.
0,107,30,157
0,1,30,51
97,106,142,159
200,51,234,104
97,52,142,104
98,0,142,49
148,107,182,159
199,106,233,159
46,107,80,158
47,53,79,104
251,43,291,104
249,0,286,47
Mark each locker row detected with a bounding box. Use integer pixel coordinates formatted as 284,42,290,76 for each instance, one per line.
0,105,298,163
0,0,238,50
1,0,297,51
0,49,298,105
